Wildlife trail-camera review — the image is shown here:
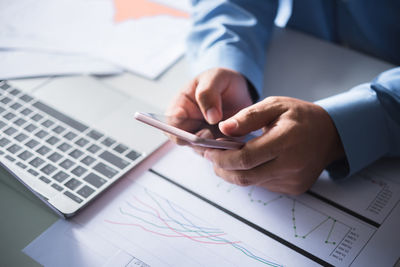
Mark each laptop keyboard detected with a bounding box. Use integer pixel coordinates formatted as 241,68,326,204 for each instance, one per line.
0,81,141,207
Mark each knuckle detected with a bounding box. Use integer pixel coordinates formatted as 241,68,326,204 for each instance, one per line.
242,107,258,121
237,150,254,169
233,173,251,186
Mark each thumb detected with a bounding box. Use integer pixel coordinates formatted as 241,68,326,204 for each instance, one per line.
219,99,286,136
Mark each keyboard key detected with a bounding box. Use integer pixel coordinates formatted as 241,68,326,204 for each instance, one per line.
52,125,66,134
18,150,34,161
101,137,116,147
87,130,103,141
24,123,38,132
40,163,57,175
71,166,87,177
77,185,95,198
99,151,130,169
35,129,48,139
84,173,107,188
7,144,22,154
69,149,84,159
52,171,69,182
25,139,40,149
31,113,44,122
0,83,10,90
16,162,27,169
81,155,96,166
37,145,51,155
13,118,27,126
46,136,60,145
28,169,39,176
57,142,72,152
9,88,21,96
0,106,5,114
51,183,63,191
4,126,17,136
1,97,11,104
114,144,128,154
5,155,15,162
10,102,22,110
75,137,89,147
87,144,101,154
3,112,16,120
39,176,51,184
29,157,45,168
0,120,6,129
94,162,117,178
64,131,77,140
60,159,74,170
0,137,11,147
48,151,63,163
14,133,28,142
33,101,89,132
126,150,141,161
20,108,33,115
64,191,83,203
41,119,54,128
64,178,82,190
20,94,34,103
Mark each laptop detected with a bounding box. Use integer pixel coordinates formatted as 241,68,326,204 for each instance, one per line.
0,76,167,218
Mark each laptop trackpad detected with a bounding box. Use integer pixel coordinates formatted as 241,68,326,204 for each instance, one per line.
32,76,129,125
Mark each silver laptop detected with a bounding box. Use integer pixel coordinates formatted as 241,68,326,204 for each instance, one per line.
0,76,166,218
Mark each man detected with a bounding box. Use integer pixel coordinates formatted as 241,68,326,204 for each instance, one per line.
167,0,400,195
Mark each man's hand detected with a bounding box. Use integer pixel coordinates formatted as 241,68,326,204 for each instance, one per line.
166,68,253,124
203,96,345,195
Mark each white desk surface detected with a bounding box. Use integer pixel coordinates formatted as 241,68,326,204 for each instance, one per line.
1,28,398,266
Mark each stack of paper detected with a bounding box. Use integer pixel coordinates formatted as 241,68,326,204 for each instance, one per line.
0,0,190,80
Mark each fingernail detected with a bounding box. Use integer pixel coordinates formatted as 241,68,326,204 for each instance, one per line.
220,118,238,131
206,107,219,124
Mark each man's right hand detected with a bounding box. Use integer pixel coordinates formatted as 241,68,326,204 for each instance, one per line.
166,68,254,125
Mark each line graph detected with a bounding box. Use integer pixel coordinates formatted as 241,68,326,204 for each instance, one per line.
210,180,376,265
104,187,282,267
217,182,353,247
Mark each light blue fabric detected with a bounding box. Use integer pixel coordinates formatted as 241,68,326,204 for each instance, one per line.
187,0,400,177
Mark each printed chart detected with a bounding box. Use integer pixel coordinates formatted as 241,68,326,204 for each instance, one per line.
152,146,400,266
103,186,282,266
26,171,319,266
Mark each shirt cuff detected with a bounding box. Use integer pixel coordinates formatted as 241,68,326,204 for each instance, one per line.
187,44,264,97
315,83,390,178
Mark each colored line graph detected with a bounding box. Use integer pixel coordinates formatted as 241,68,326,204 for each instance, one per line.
104,187,282,266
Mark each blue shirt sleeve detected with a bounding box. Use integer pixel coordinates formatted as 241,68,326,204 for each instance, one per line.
187,0,278,95
316,67,400,178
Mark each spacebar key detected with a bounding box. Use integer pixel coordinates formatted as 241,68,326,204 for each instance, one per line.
99,151,130,169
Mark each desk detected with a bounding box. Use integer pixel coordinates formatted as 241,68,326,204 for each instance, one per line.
0,28,398,266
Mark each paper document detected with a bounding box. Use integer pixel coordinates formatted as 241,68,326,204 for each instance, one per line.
151,146,400,267
24,171,317,266
0,0,190,79
0,50,122,80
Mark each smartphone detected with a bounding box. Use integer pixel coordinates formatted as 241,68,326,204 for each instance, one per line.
134,112,244,150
